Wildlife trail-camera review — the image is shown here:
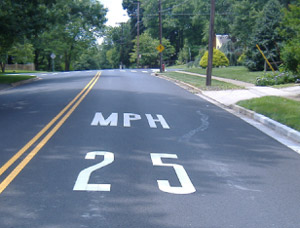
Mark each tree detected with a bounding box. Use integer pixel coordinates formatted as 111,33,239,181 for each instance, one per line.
130,31,175,67
0,0,57,72
229,0,260,47
244,0,283,71
8,42,34,64
280,0,300,74
42,0,107,71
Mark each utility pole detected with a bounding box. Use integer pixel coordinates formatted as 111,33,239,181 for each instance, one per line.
137,1,140,68
206,0,215,86
159,0,163,73
117,22,125,69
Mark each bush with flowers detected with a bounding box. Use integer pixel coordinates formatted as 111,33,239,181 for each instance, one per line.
255,71,300,86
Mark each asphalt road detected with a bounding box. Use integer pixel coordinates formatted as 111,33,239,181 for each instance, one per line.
0,69,300,228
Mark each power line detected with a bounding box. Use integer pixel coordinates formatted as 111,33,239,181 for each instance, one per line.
160,0,190,13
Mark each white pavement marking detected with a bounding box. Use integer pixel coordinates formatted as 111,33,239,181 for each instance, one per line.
120,70,126,72
145,114,170,129
41,74,48,76
52,73,58,75
91,113,118,127
124,113,141,127
73,151,114,191
150,153,196,194
131,70,137,73
142,71,148,73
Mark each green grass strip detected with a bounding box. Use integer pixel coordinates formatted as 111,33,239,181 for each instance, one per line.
184,66,264,84
0,75,36,84
162,72,243,91
237,96,300,131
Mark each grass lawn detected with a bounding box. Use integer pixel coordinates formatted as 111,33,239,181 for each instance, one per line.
0,74,36,84
161,72,243,91
0,70,39,84
183,66,265,84
237,96,300,131
167,64,187,69
272,83,299,88
3,70,41,74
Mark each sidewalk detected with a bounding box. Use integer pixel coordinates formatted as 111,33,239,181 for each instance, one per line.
178,70,300,105
160,71,300,145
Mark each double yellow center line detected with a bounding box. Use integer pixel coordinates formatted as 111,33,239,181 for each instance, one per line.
0,72,101,194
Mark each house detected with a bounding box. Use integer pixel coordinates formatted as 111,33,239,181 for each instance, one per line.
216,34,230,50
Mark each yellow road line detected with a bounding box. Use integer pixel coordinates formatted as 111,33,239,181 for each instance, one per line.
0,72,99,177
0,72,101,194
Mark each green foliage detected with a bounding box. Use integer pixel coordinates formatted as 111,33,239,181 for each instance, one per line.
106,48,120,69
237,53,246,65
162,72,243,91
280,1,300,74
130,31,175,67
220,40,243,66
230,0,260,47
186,66,261,84
8,42,34,64
244,0,283,71
73,47,101,70
176,40,191,65
199,49,229,68
237,96,300,131
256,72,300,86
0,75,36,84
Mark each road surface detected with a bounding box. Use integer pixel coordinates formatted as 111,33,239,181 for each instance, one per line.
0,69,300,228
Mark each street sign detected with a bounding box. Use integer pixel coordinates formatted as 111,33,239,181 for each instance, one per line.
156,44,165,53
50,53,56,59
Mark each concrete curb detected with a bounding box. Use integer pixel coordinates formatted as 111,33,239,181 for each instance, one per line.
11,77,39,87
229,104,300,143
155,72,300,144
0,77,39,92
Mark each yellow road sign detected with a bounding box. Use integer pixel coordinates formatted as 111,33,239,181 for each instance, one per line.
156,44,165,53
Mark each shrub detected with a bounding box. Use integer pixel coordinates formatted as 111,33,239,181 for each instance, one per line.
281,41,300,74
255,71,300,86
199,49,229,68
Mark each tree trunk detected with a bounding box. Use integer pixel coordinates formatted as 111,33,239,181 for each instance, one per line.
34,50,40,71
0,62,5,73
65,52,70,71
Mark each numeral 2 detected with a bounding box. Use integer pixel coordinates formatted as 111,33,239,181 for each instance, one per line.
73,151,114,191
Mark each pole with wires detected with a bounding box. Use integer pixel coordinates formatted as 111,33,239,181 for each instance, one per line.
159,0,163,72
206,0,215,86
137,1,140,68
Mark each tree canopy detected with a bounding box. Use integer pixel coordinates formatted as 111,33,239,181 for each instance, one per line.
1,0,299,73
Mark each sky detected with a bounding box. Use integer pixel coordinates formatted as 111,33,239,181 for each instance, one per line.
99,0,129,27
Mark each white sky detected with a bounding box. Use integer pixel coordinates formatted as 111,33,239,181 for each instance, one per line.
99,0,129,27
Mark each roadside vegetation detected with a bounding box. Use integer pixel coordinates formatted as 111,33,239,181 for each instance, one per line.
0,70,39,84
1,0,300,80
161,72,243,91
0,74,36,84
237,96,300,131
182,66,261,84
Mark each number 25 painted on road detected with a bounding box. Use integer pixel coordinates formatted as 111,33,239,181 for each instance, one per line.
73,151,196,195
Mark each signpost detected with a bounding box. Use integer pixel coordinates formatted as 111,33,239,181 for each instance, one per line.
50,53,56,72
156,44,165,53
